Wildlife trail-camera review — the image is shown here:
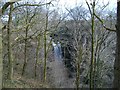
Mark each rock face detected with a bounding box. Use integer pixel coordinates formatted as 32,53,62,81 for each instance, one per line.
61,46,76,73
50,26,76,73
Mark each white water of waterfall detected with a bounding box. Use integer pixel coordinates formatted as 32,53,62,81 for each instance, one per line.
52,42,62,61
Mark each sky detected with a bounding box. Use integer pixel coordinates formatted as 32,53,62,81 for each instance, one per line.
1,0,117,21
1,0,117,9
55,0,116,7
34,0,117,10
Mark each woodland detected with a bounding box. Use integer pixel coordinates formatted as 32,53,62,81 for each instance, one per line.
0,0,120,89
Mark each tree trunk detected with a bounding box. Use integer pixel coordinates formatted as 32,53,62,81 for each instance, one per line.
113,0,120,88
90,1,95,88
0,20,3,90
76,46,82,89
35,34,41,77
21,24,28,76
43,8,48,82
21,6,29,76
43,29,47,82
7,4,13,80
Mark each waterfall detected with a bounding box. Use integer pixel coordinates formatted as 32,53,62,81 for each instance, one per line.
52,42,62,61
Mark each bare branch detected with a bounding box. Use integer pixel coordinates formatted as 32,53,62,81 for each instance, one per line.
94,13,116,32
13,2,52,11
85,0,92,16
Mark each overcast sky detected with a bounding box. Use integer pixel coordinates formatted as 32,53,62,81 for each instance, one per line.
1,0,117,21
1,0,117,9
34,0,117,10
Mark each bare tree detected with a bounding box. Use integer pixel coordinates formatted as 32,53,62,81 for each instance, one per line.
114,0,120,87
7,3,14,80
21,4,38,76
0,16,3,90
66,5,90,88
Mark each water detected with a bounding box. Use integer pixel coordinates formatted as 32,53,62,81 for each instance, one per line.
52,42,62,61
